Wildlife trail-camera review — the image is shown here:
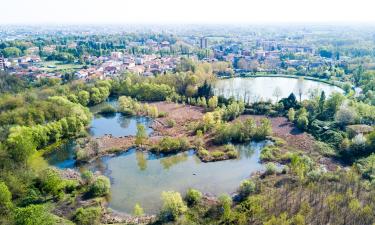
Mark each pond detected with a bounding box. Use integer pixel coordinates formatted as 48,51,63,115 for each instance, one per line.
47,141,272,214
88,97,153,137
213,76,343,103
89,114,153,137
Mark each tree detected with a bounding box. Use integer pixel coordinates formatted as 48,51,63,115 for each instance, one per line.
6,126,37,164
135,124,147,147
185,188,202,206
296,77,305,102
318,91,326,114
40,168,64,197
264,213,290,225
353,65,364,85
218,194,233,222
335,103,357,126
2,47,22,58
280,93,298,110
74,207,102,225
255,118,272,140
77,90,90,106
89,175,110,197
297,115,309,130
238,179,256,198
0,182,12,214
208,96,218,111
133,203,144,216
368,131,375,151
160,191,187,221
273,87,283,102
287,108,295,122
81,170,94,185
325,92,345,117
197,80,213,99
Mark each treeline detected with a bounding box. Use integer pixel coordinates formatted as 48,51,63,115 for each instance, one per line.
5,97,91,165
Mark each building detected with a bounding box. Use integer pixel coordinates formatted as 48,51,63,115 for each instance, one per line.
200,37,208,49
0,55,5,71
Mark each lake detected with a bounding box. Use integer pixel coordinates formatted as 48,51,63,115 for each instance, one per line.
48,141,271,214
213,76,344,103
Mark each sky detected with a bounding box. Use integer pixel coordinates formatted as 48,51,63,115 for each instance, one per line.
1,0,375,24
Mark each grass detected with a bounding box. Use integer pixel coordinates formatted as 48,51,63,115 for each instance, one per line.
38,60,83,72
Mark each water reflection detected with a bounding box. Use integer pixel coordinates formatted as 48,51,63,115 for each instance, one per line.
136,151,148,171
90,114,153,137
214,77,343,103
47,140,271,214
160,152,189,170
45,140,76,169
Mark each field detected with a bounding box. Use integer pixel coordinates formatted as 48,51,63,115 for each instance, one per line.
38,60,83,72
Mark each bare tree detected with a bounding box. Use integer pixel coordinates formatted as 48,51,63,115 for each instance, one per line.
296,77,305,102
273,86,283,102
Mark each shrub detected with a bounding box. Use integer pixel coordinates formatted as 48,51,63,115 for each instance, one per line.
335,104,358,126
166,119,176,128
158,111,168,117
135,124,147,146
185,188,202,206
223,144,236,152
14,204,54,225
155,137,189,153
355,154,375,181
40,168,64,197
287,108,295,121
76,148,90,161
254,118,272,140
227,150,238,159
269,136,286,147
74,207,102,225
133,203,144,216
160,191,187,221
218,194,233,221
321,130,344,148
238,179,256,198
265,162,278,175
296,115,309,130
89,175,110,197
0,182,12,214
81,170,94,185
307,169,323,181
208,96,218,111
221,101,245,121
63,180,79,193
197,147,209,157
98,105,116,115
313,141,336,157
260,146,280,161
211,151,225,159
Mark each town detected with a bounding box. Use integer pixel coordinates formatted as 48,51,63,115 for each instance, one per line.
0,25,363,85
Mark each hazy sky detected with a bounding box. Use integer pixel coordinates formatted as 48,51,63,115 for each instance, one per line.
1,0,375,24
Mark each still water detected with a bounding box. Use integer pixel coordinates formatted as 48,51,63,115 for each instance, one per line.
213,76,343,103
48,141,271,214
89,114,153,137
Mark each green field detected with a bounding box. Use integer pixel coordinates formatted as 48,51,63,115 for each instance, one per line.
38,60,83,72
